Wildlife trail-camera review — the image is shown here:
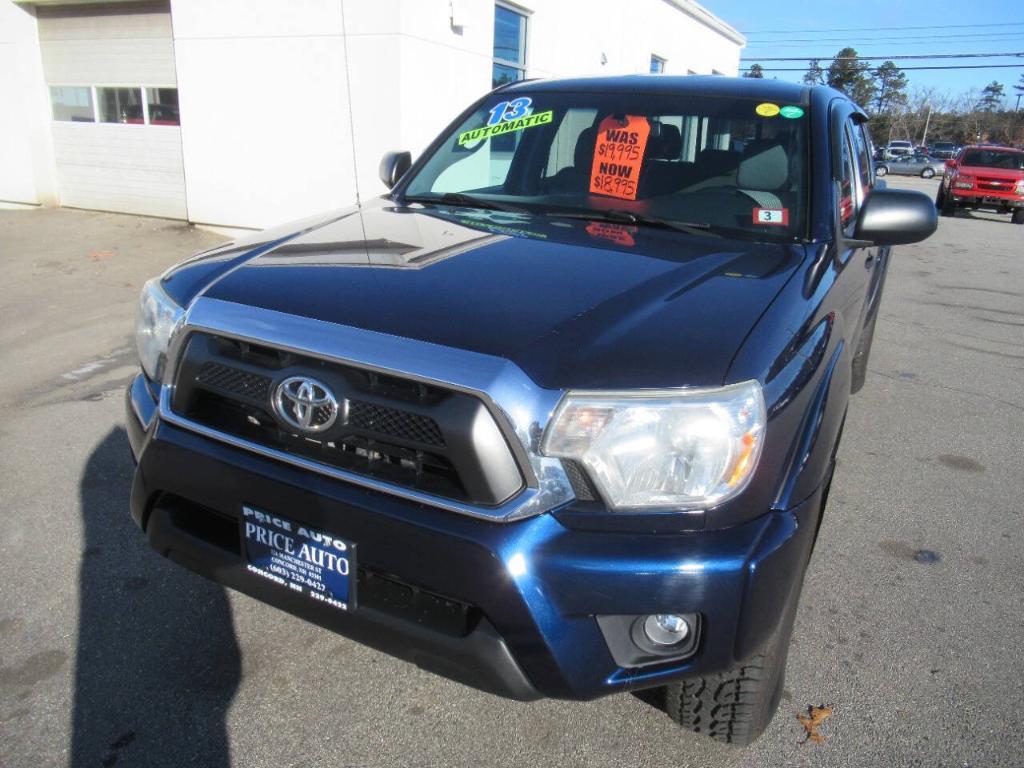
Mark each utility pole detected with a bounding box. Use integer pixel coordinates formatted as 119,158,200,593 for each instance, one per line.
920,104,932,146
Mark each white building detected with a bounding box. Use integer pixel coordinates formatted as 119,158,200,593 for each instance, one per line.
0,0,745,229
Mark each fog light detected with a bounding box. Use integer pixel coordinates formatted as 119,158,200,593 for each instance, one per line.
643,614,691,646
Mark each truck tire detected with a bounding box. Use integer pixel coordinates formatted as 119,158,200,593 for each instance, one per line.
1012,209,1024,225
664,583,801,747
939,191,956,217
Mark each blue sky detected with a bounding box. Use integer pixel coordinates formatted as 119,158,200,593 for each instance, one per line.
708,0,1024,104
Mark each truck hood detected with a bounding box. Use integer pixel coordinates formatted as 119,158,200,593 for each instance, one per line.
183,200,806,390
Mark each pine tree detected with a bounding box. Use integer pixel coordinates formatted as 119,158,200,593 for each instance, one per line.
826,48,877,109
976,81,1005,112
803,59,825,86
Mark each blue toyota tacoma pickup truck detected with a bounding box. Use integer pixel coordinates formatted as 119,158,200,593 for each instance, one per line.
127,76,936,745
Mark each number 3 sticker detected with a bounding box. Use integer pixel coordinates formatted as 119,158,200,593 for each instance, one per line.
753,207,789,225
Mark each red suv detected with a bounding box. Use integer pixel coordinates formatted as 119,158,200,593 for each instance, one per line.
937,145,1024,224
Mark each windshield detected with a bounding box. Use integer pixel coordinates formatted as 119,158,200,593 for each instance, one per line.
960,149,1024,171
402,90,809,240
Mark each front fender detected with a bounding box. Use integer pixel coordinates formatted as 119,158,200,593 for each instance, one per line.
726,245,853,518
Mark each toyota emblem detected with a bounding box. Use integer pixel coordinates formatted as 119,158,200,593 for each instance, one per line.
273,376,340,433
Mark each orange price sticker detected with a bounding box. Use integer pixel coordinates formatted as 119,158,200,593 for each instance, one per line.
585,221,637,246
589,115,651,201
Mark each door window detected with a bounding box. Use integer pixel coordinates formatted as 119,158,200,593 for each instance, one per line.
839,128,858,231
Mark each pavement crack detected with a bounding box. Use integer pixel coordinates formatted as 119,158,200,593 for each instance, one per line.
870,368,1024,414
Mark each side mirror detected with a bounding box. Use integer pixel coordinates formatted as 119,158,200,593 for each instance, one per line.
944,159,956,170
853,188,937,246
379,151,412,189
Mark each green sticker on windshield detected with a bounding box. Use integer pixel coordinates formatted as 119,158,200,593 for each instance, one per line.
458,110,554,145
780,105,804,119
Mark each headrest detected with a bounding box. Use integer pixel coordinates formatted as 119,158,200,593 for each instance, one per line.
648,124,682,159
574,127,597,170
737,140,789,191
696,148,740,176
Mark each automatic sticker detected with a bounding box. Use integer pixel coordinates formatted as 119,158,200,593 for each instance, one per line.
458,97,554,145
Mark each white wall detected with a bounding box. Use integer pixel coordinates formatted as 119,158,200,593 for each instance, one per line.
0,1,56,205
1,0,743,224
170,0,357,228
344,0,745,204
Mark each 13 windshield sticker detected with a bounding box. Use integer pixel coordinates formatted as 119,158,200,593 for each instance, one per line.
458,97,555,145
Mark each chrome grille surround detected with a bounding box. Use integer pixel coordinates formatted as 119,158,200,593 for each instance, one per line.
157,297,575,521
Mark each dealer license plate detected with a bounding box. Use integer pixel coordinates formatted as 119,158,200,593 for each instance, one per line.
242,505,356,610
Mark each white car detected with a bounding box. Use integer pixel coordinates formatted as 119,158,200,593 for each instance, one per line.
887,140,913,157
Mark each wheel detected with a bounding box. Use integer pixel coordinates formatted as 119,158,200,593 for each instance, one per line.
1012,209,1024,225
875,165,888,177
940,189,956,217
921,167,935,179
664,581,802,746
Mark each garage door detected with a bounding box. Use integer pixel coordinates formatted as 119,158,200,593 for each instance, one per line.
38,1,186,219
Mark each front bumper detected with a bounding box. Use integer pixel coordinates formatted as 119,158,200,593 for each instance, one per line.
127,374,821,701
949,189,1024,209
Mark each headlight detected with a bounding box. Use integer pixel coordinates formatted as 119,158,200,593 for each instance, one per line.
135,278,184,381
541,380,766,511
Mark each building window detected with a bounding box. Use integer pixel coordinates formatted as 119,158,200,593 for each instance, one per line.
146,87,180,126
98,87,144,124
51,86,179,126
50,87,94,122
493,3,527,87
650,56,665,74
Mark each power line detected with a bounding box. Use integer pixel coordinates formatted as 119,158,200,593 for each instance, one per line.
742,52,1024,62
747,32,1024,45
747,39,1024,51
757,64,1024,72
746,22,1024,34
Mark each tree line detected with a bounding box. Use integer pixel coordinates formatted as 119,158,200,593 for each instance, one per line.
743,51,1024,147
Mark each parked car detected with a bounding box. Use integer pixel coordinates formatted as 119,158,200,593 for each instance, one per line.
929,141,959,159
887,140,913,156
937,145,1024,223
126,76,936,746
875,154,946,178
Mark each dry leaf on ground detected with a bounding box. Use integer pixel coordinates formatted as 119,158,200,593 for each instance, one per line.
796,705,833,744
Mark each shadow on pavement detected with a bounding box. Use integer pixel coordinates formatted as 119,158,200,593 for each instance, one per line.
72,428,240,767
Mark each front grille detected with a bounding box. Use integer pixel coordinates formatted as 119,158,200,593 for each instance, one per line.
170,332,524,507
197,361,445,447
349,401,444,447
977,177,1016,192
196,361,272,399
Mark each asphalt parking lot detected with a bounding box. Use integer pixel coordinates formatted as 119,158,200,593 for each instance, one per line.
1,177,1022,768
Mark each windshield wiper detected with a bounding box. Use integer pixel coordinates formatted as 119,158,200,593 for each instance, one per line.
402,192,528,213
545,209,718,237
